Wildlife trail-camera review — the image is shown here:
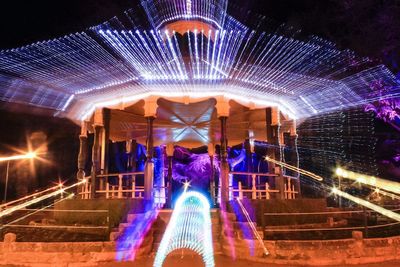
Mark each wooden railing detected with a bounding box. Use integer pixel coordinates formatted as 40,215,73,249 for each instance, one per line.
80,172,167,202
80,171,299,202
97,172,145,199
228,171,299,200
234,182,280,200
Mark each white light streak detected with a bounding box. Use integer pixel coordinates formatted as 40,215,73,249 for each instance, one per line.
265,156,323,181
0,152,36,162
0,180,84,219
336,168,400,195
0,184,61,209
154,191,214,267
0,1,398,120
236,199,269,256
331,188,400,222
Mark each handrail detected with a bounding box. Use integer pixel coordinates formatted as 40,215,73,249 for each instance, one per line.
2,224,109,229
261,206,400,239
264,226,366,232
229,171,277,177
263,221,400,233
283,175,300,180
96,171,144,178
264,208,400,216
19,208,109,213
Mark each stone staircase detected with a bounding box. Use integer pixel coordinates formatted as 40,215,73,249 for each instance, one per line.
151,209,223,255
109,211,155,258
110,208,223,255
109,207,264,258
220,209,267,259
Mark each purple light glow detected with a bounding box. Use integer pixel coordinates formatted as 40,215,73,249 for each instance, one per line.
365,80,400,128
115,201,159,261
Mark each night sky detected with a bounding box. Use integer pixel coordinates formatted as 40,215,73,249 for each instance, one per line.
1,0,399,66
0,0,399,198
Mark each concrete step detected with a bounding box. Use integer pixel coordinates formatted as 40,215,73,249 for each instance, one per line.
221,227,263,240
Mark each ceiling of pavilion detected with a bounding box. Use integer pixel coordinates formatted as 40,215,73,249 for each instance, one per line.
108,98,268,147
0,0,399,121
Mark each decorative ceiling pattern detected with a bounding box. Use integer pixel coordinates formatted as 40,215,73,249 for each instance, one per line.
109,98,267,147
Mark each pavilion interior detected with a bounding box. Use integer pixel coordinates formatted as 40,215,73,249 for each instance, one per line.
86,97,294,148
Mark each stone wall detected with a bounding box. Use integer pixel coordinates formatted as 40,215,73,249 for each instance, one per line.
221,231,400,265
54,198,149,228
0,233,152,267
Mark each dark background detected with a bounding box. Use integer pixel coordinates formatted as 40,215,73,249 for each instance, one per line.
0,0,399,199
1,0,399,70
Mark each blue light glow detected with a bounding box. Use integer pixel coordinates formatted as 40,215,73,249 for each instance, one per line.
153,191,214,267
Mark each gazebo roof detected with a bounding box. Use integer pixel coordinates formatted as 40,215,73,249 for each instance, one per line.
0,0,399,122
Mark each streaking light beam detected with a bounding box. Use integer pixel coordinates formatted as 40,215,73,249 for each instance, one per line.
0,180,85,219
336,168,400,195
331,188,400,222
0,152,36,162
0,184,61,209
236,199,269,256
265,156,323,181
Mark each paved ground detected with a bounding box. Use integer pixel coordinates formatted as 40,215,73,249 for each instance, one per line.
2,256,399,267
96,255,400,267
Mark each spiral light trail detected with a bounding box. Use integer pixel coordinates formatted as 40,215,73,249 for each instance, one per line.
153,191,214,267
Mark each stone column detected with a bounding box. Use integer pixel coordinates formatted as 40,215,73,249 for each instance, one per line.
91,124,102,198
101,108,111,175
220,116,229,204
216,97,230,206
244,138,253,187
166,143,174,208
77,122,88,182
266,107,285,199
144,97,158,201
208,143,215,206
144,116,155,201
127,140,138,171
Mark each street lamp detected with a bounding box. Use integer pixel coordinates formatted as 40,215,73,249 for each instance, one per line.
1,152,37,203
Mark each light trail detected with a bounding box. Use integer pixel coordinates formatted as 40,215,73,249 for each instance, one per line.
265,156,323,181
154,191,214,267
0,152,36,162
331,188,400,222
0,184,61,209
236,199,269,256
0,1,398,121
1,193,74,229
0,180,85,219
336,168,400,195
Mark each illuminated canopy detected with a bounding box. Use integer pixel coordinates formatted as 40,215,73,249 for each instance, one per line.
0,0,399,121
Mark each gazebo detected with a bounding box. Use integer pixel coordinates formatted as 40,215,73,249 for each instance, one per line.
0,0,399,205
